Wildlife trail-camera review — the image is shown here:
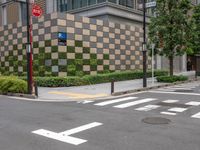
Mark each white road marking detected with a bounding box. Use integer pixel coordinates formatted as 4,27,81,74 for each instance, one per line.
162,100,179,103
113,98,157,108
8,97,37,101
161,112,177,116
149,91,200,96
32,122,103,145
77,100,94,104
94,97,137,106
60,122,102,135
32,129,86,145
135,105,160,111
191,112,200,119
185,101,200,106
168,107,188,113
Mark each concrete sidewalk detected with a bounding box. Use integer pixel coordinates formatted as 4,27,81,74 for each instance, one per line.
38,78,165,102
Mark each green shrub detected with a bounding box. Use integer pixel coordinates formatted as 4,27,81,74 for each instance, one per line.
34,70,168,87
0,76,27,94
157,75,188,83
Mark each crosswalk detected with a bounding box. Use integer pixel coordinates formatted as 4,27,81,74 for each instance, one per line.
78,96,200,120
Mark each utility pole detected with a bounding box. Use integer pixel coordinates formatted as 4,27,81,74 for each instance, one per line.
26,0,33,94
142,0,147,88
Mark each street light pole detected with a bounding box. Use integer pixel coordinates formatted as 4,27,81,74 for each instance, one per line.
142,0,147,88
26,0,33,94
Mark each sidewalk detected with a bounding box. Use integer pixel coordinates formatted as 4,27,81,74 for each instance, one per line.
38,78,165,102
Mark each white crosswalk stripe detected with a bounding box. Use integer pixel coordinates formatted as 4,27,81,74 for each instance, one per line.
191,112,200,119
185,101,200,106
135,105,160,112
113,98,157,108
94,97,137,106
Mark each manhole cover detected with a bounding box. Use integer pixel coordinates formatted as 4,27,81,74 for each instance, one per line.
142,117,171,125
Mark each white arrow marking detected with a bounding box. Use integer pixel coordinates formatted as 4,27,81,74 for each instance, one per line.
32,122,103,145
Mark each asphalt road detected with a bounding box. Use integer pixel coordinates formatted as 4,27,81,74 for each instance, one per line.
1,82,200,150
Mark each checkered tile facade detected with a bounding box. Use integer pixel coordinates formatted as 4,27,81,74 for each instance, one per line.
0,12,151,77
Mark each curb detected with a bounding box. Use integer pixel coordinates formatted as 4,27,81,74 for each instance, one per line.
112,78,199,96
1,93,37,99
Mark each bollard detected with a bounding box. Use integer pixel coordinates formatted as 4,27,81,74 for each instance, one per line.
34,82,38,97
111,79,115,94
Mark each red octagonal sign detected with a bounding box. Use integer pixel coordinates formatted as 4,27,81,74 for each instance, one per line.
32,4,43,17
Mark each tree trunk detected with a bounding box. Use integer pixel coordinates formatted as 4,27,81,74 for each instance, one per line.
169,56,174,76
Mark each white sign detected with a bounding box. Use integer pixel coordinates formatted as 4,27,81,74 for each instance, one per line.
146,1,157,8
32,122,103,145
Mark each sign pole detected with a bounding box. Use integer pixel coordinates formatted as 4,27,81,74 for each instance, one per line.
26,0,33,94
143,0,147,88
152,44,155,85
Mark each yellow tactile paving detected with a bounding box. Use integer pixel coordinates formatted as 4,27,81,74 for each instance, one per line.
48,91,108,99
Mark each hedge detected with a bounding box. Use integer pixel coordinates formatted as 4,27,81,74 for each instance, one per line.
157,75,188,83
34,70,168,87
0,76,27,94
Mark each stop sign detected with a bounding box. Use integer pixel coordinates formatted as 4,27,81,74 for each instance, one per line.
32,4,43,17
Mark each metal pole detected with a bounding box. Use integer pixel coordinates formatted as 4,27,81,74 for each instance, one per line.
26,0,33,94
152,44,155,85
143,0,147,88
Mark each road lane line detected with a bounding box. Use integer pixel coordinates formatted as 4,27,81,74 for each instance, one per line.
135,105,160,111
162,100,179,103
94,97,137,106
185,101,200,106
148,91,200,96
32,129,87,145
168,107,188,113
161,112,177,116
60,122,103,135
114,98,157,108
191,112,200,119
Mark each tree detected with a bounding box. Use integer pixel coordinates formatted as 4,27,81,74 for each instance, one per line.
188,4,200,55
148,0,192,76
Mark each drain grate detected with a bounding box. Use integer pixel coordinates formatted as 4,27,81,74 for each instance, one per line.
142,117,171,125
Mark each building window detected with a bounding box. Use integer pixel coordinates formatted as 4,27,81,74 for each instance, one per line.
46,0,57,13
20,2,27,24
57,0,68,12
119,0,134,8
88,0,97,5
2,6,7,25
97,0,106,3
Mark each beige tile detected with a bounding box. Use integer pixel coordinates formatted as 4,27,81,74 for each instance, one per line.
131,36,135,41
131,55,136,60
135,60,140,65
103,48,109,54
45,47,51,53
103,27,109,32
125,30,131,35
67,53,75,59
120,35,125,40
51,12,58,19
97,31,103,37
135,42,140,46
109,22,115,28
90,24,97,30
135,51,140,55
44,21,51,27
51,26,58,32
58,46,67,52
75,35,83,41
109,33,115,38
120,45,126,50
135,32,140,37
75,47,83,53
126,50,131,55
83,54,90,59
121,65,126,70
66,14,75,21
121,55,126,60
38,16,44,22
96,19,103,26
22,26,27,32
109,44,115,49
13,50,18,56
18,44,22,49
18,55,23,61
51,39,58,46
58,72,67,77
5,62,9,67
115,29,120,34
115,49,120,55
82,16,90,23
130,26,135,31
51,53,58,59
103,60,109,65
97,54,103,59
97,43,103,48
18,66,23,72
38,29,45,35
67,27,75,33
17,33,22,38
120,24,126,29
90,36,97,42
83,41,90,47
45,34,51,40
33,48,39,54
17,22,22,27
39,41,45,47
90,48,97,53
131,46,135,51
103,38,109,43
131,65,136,69
67,40,75,46
115,60,120,65
91,71,97,75
115,39,120,44
97,65,103,71
75,22,83,28
110,54,115,59
83,29,90,35
109,65,115,70
126,60,131,65
126,40,131,45
83,65,90,71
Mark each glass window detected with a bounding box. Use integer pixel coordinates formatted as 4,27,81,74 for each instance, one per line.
20,2,27,24
88,0,97,5
57,0,67,12
108,0,117,3
119,0,134,8
97,0,106,3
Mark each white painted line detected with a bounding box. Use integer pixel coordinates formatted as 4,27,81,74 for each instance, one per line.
32,129,87,145
168,107,188,113
162,100,179,103
94,97,137,106
149,91,200,96
32,122,103,145
60,122,103,135
77,100,94,104
135,105,160,111
161,112,177,116
191,112,200,119
185,101,200,106
8,97,37,101
113,98,157,108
